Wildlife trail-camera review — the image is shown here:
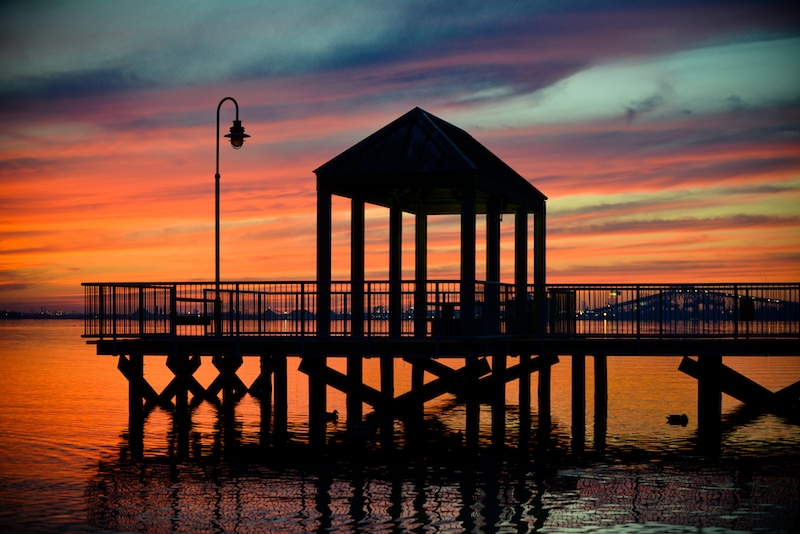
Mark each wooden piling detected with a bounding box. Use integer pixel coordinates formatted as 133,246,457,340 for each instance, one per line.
492,353,507,447
518,354,531,447
308,356,327,447
380,355,394,446
537,354,552,426
594,353,608,451
347,355,363,424
258,354,273,446
273,354,288,441
127,351,144,458
411,360,425,419
465,358,480,448
697,353,723,452
571,353,586,453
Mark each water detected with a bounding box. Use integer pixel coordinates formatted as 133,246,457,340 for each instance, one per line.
0,320,798,532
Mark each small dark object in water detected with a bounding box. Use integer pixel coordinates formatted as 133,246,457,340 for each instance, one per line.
322,409,339,423
666,414,689,426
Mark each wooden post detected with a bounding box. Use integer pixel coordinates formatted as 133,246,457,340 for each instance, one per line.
414,210,428,338
273,354,288,441
380,355,394,447
465,358,480,449
572,353,586,453
486,197,501,336
317,189,332,337
491,353,507,448
514,207,528,334
697,353,723,452
347,354,363,425
533,205,546,335
308,356,327,447
460,192,476,336
351,195,365,337
411,360,425,419
538,354,552,427
259,353,273,447
167,351,191,459
128,351,144,459
518,354,531,448
389,200,403,338
594,353,608,451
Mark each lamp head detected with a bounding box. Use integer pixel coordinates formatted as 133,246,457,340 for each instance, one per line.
224,119,250,149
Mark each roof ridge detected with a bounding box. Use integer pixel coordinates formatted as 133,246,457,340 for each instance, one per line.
414,108,478,171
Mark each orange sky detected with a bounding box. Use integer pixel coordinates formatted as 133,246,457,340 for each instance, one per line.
1,2,799,312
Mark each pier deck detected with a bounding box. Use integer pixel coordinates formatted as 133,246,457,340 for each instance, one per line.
84,281,799,354
83,281,799,452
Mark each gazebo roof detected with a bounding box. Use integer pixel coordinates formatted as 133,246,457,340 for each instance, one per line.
314,107,546,214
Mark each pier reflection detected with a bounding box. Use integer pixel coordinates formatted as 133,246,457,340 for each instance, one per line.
89,398,800,533
92,403,567,533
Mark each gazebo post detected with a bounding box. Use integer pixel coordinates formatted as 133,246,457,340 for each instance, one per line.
514,206,529,334
534,204,547,335
460,190,476,336
389,197,403,337
486,197,501,335
349,194,366,424
351,194,365,337
316,188,332,337
414,208,428,338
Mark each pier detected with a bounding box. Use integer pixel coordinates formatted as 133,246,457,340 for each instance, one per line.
82,108,800,454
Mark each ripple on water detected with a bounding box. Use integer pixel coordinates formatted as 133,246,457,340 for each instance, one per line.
75,449,800,533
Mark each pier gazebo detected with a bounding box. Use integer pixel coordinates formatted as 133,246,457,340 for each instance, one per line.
82,105,799,455
314,107,547,339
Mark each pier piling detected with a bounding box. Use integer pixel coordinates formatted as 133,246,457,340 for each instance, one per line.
594,353,608,451
571,353,586,453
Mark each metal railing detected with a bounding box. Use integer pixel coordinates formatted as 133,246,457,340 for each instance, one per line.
83,281,799,341
545,284,800,339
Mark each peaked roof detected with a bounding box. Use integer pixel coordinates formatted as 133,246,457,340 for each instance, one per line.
314,107,546,214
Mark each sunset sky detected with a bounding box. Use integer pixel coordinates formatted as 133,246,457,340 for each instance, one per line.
1,1,799,312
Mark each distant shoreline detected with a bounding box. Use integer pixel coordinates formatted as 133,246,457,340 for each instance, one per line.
1,311,83,320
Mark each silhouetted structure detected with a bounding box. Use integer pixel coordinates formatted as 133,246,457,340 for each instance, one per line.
83,108,800,454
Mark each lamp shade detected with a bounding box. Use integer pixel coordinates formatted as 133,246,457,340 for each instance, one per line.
225,119,250,149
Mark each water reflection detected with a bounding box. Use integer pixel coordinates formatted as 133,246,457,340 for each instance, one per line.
90,410,563,532
87,401,800,533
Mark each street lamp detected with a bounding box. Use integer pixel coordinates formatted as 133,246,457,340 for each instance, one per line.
215,97,250,334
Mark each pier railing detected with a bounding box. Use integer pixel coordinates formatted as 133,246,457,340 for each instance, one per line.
83,281,799,341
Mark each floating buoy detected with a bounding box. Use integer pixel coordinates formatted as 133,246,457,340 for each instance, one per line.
666,413,689,426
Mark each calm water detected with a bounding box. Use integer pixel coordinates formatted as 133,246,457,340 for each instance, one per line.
0,319,798,533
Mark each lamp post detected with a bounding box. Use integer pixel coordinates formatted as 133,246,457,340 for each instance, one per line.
215,97,250,334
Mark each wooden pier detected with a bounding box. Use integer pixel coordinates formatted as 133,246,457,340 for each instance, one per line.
82,108,800,455
83,280,800,454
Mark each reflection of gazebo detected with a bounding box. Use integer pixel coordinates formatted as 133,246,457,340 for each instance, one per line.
314,107,547,337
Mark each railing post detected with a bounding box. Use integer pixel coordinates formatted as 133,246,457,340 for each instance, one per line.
235,283,240,335
299,284,306,336
257,291,263,335
733,284,739,341
170,287,177,336
366,283,373,337
343,292,349,335
138,286,145,335
635,286,641,342
98,285,105,339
